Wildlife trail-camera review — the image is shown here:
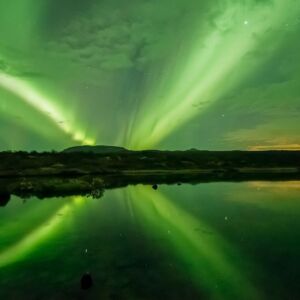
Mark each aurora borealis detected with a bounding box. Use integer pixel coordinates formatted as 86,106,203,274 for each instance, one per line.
1,3,300,298
0,0,300,151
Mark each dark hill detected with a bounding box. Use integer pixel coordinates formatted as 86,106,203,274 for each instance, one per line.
63,145,129,154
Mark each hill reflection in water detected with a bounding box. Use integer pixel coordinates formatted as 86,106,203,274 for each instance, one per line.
0,182,299,299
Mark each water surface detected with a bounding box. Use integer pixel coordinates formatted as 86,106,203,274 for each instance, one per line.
0,182,299,299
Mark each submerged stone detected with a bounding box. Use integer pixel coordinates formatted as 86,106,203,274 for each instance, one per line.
152,184,158,190
81,272,93,290
0,193,10,207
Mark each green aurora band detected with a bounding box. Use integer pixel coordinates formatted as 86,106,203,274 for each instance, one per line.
129,0,300,149
0,0,299,150
0,0,299,284
0,72,95,146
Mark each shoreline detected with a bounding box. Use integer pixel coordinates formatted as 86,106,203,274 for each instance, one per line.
0,150,299,200
1,168,300,202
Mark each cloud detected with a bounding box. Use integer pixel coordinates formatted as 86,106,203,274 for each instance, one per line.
44,1,211,71
225,117,300,148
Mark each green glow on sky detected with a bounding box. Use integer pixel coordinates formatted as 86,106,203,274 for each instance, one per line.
0,3,299,297
0,72,95,146
0,0,299,150
129,0,300,149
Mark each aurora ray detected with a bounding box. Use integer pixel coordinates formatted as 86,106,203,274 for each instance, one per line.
0,0,299,150
0,71,95,146
129,0,300,149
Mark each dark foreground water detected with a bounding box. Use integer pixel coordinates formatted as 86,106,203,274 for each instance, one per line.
0,182,299,300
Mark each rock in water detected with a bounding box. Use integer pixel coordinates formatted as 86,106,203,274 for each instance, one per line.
0,193,10,207
81,273,93,290
152,184,158,190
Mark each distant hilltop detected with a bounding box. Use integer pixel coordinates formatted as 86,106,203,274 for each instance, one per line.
63,145,129,154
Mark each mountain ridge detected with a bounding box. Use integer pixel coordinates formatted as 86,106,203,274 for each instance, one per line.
63,145,129,154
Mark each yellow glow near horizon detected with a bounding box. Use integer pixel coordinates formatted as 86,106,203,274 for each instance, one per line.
249,144,300,151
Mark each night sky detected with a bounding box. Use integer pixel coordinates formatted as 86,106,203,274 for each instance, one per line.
0,0,299,151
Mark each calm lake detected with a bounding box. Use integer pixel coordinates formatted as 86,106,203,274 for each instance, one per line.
0,182,299,299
